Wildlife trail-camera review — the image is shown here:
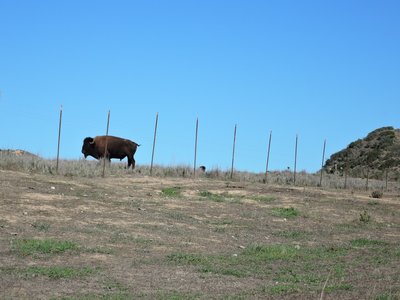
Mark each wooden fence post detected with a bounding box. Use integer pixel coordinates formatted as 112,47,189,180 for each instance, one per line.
56,105,63,173
102,110,110,177
230,124,237,179
150,112,159,176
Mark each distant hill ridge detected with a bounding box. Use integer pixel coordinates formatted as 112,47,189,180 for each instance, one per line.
323,126,400,180
0,149,39,158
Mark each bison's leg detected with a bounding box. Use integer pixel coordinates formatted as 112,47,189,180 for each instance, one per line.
127,157,134,169
132,157,136,169
127,156,135,169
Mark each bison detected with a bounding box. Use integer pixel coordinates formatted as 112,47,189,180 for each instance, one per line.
81,135,139,169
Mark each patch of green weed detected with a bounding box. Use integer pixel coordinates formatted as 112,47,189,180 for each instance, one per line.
252,195,276,202
267,284,299,295
199,190,225,202
25,266,96,279
375,291,400,300
350,238,387,247
162,187,182,198
271,207,299,218
31,222,51,232
13,238,79,256
242,244,299,261
359,210,371,223
272,230,306,239
166,253,206,265
325,283,353,292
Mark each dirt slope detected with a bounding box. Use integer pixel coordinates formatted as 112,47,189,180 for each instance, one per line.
0,170,399,299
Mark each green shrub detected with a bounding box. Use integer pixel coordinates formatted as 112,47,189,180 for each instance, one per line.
359,210,371,223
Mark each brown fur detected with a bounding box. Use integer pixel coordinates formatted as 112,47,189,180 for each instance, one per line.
82,135,139,169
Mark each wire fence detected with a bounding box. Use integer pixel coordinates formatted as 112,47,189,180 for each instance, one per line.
1,106,398,193
49,107,399,192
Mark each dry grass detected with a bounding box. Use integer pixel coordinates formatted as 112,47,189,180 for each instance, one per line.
0,151,397,192
0,151,399,299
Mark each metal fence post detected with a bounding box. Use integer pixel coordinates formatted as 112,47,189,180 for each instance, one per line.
102,110,110,177
150,112,159,176
56,105,63,173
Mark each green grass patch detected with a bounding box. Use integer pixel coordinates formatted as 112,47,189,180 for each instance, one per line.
53,292,132,300
166,245,301,278
84,246,114,255
199,190,244,203
153,291,202,300
271,207,299,218
272,230,306,239
199,190,225,202
375,291,400,300
267,284,300,295
31,221,50,232
275,267,325,285
325,283,353,292
166,253,206,265
242,244,299,261
304,245,349,260
13,238,79,256
161,187,182,198
24,266,96,279
252,195,276,202
350,238,388,247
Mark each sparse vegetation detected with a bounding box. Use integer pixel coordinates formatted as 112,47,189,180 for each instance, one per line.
324,126,400,180
31,221,51,232
13,239,79,256
199,190,226,202
272,207,299,218
161,186,182,197
21,266,96,279
1,149,398,191
371,190,384,198
359,210,372,223
0,151,399,299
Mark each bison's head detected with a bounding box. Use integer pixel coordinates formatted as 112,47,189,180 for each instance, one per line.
81,137,95,158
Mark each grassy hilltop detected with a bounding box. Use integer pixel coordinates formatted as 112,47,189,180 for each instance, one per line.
324,126,400,181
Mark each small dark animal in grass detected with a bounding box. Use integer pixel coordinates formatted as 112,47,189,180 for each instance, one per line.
82,136,139,169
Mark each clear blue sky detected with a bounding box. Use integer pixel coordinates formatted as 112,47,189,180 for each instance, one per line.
1,1,399,173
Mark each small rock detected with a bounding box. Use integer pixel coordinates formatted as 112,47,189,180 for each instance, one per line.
51,186,56,190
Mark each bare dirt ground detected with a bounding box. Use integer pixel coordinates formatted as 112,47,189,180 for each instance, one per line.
0,169,399,299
